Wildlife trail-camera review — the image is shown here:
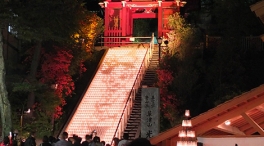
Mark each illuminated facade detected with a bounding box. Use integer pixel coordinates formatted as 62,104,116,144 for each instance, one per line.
99,0,186,46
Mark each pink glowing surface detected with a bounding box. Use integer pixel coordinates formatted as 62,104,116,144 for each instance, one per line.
65,47,147,144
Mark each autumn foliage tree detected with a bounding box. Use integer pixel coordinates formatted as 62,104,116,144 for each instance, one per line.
7,11,103,137
2,0,91,120
76,12,104,53
38,46,76,118
10,43,89,137
156,60,178,126
166,13,201,58
156,13,202,128
157,6,264,130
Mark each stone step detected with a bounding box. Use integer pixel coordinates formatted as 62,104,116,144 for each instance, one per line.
126,124,140,127
124,47,158,141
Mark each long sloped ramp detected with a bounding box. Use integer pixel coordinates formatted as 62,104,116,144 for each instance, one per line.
63,46,148,144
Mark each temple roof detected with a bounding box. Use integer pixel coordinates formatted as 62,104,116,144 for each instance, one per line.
150,84,264,145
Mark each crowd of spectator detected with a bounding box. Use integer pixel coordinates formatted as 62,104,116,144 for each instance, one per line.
0,131,152,146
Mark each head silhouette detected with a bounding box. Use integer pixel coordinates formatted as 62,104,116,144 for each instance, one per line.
123,133,129,140
93,136,100,143
128,138,152,146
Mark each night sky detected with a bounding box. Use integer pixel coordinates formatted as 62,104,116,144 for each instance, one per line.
85,0,101,11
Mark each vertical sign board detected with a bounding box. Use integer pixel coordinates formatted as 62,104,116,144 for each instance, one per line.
141,87,160,139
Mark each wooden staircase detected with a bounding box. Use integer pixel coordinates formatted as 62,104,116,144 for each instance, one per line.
124,46,159,140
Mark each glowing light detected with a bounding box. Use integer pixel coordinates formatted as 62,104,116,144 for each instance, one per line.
104,1,109,7
185,110,190,117
177,110,197,146
186,130,195,137
158,0,162,7
225,120,231,125
180,1,187,7
175,0,180,6
177,141,197,146
65,47,147,144
179,130,186,137
98,2,104,8
129,37,135,41
121,1,126,7
24,109,30,114
182,120,192,127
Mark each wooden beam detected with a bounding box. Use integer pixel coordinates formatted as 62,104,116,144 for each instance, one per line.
170,137,177,146
132,0,152,2
132,13,157,19
254,7,264,17
192,85,264,127
107,1,176,8
240,115,264,131
193,95,264,136
161,139,168,146
241,112,264,135
250,0,264,12
245,121,264,135
214,123,246,135
256,104,264,112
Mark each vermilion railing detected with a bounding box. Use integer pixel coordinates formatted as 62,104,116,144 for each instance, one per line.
98,35,154,47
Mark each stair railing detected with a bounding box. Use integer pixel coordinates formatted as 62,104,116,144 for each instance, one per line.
97,33,154,47
111,33,155,144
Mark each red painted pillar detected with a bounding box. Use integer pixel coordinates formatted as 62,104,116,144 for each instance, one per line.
158,1,163,37
104,1,110,44
127,9,132,36
130,11,134,37
121,1,127,37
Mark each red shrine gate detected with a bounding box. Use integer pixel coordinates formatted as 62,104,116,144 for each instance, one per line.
99,0,187,46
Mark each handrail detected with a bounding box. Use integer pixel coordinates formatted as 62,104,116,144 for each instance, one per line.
96,35,153,47
100,42,152,44
111,33,155,144
100,36,152,39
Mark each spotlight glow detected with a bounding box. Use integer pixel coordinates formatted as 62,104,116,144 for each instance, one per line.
225,120,231,125
64,47,148,144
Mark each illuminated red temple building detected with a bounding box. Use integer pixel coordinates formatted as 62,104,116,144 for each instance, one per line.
98,0,200,46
